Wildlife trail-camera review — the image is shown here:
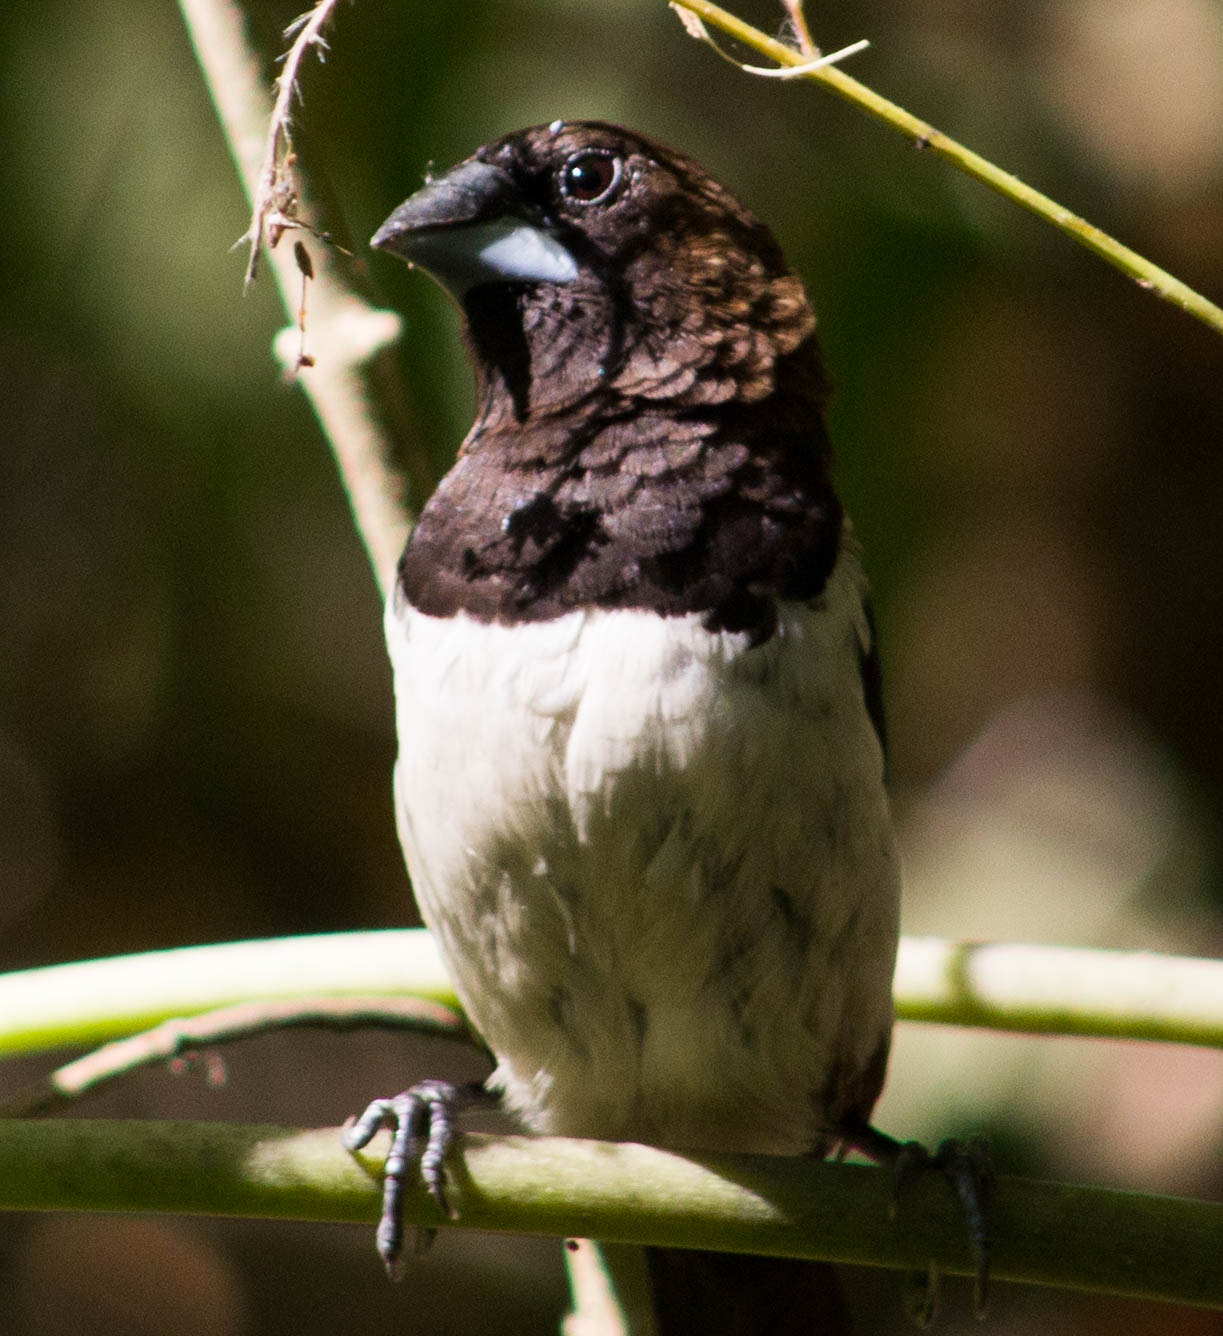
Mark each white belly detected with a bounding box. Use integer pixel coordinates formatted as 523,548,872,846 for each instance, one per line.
385,553,899,1156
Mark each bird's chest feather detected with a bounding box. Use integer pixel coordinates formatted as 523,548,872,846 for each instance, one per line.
385,554,899,1154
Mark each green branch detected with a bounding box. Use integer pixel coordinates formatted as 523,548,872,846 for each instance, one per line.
670,0,1223,337
0,931,457,1058
2,931,1220,1062
894,937,1223,1047
0,1119,1217,1311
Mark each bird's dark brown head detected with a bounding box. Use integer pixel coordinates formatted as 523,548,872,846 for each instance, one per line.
375,122,841,628
374,121,824,436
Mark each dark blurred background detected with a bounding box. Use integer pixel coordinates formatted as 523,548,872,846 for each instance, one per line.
1,0,1221,1332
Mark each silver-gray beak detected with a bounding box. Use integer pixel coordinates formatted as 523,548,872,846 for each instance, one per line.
372,159,578,297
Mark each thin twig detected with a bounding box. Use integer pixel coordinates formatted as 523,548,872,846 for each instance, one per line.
670,0,1223,337
0,996,474,1118
673,9,868,79
781,0,816,56
178,0,432,590
238,0,343,289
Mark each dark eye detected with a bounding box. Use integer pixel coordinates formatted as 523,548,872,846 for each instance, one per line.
560,151,621,204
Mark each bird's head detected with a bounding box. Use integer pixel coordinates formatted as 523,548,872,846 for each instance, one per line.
373,121,822,431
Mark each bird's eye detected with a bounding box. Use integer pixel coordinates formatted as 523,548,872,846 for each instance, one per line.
560,151,621,204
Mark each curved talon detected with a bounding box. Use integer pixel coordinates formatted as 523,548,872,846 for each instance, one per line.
932,1138,994,1318
341,1097,398,1152
840,1118,994,1320
902,1259,941,1329
343,1079,492,1279
416,1080,466,1216
888,1139,932,1217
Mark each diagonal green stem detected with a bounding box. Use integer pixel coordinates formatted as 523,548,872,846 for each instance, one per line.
671,0,1223,336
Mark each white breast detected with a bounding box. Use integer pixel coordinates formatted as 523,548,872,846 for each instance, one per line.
385,550,900,1156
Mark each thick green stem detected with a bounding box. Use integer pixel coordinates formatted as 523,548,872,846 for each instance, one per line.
3,931,1221,1061
0,1120,1218,1311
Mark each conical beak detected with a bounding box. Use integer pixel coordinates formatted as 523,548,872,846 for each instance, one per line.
372,159,578,297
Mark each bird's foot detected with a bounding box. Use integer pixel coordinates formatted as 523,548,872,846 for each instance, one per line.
840,1119,994,1324
343,1078,493,1279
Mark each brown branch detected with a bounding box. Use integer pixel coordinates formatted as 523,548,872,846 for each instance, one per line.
178,0,434,591
1,996,475,1118
236,0,344,289
781,0,816,56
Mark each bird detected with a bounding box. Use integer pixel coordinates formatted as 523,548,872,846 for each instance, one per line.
345,119,988,1331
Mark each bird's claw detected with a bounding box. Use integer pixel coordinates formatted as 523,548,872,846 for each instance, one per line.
901,1259,941,1329
842,1120,994,1322
931,1137,993,1319
343,1078,489,1279
890,1136,993,1322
